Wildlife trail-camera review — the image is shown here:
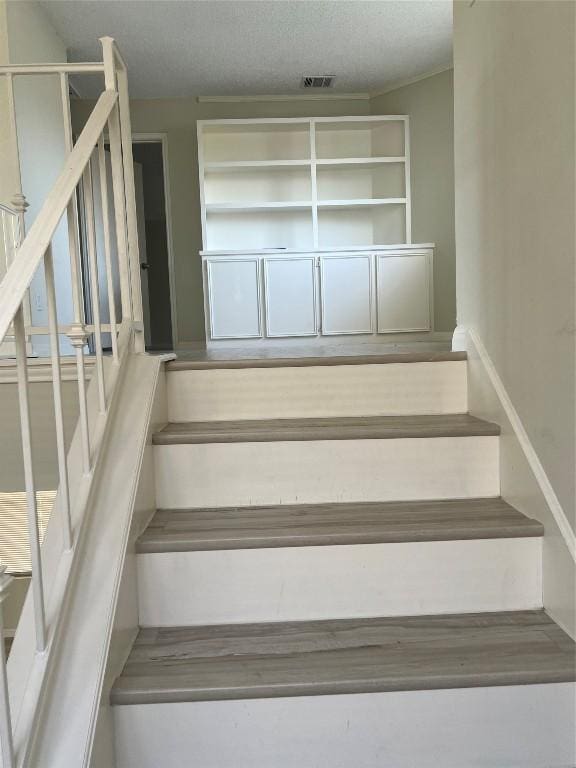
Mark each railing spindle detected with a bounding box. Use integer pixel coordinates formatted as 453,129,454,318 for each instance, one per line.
67,323,91,474
44,245,73,551
59,73,93,472
82,159,106,413
106,104,132,324
13,306,46,652
116,63,144,352
0,565,14,768
97,136,119,363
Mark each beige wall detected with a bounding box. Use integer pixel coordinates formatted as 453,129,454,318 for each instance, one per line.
371,70,455,332
453,0,575,529
0,379,79,492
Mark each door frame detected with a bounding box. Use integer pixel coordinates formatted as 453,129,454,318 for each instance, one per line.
131,132,178,351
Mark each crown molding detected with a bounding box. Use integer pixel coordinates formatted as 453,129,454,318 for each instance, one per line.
197,92,370,104
370,64,453,99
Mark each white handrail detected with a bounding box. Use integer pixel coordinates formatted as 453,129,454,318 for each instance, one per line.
0,37,145,767
0,63,104,76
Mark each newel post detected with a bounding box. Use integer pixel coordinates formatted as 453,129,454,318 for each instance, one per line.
0,565,14,768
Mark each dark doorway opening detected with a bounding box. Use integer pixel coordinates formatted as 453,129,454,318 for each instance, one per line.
132,141,173,351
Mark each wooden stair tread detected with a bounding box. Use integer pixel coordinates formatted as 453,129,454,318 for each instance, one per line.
136,498,543,553
153,414,500,445
166,350,467,371
110,610,576,705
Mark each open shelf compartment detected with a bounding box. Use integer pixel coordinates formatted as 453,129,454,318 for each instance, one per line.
314,118,406,160
205,209,314,251
200,121,312,163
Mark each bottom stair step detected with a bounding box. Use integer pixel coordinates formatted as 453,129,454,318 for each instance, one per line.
111,610,575,705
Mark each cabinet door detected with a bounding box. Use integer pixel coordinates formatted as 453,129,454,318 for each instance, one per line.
320,254,373,335
207,258,262,339
377,253,431,332
264,257,317,337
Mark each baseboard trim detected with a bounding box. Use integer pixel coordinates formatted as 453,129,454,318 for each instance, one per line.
453,325,575,562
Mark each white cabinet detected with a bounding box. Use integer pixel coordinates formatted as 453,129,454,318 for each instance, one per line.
204,249,432,341
264,257,317,337
320,255,373,335
206,258,261,339
376,253,431,332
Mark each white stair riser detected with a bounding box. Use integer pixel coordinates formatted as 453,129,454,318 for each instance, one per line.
166,361,468,421
154,436,499,509
113,683,576,768
137,537,541,626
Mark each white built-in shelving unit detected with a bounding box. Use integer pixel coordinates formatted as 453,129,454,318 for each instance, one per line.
198,116,411,251
197,116,433,342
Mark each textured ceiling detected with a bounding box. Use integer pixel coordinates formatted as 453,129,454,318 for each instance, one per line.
39,0,453,99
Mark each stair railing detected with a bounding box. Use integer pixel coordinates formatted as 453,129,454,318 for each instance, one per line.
0,37,143,767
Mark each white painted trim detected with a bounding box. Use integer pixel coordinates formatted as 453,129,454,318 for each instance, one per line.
196,93,371,103
113,684,576,768
137,538,541,626
370,64,453,98
165,361,468,421
0,356,95,383
131,133,178,351
154,436,499,509
454,325,576,562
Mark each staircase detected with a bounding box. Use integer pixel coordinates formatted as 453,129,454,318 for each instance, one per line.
111,351,575,768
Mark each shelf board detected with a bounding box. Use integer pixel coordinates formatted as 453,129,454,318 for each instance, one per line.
206,201,313,214
200,243,435,257
317,198,407,209
204,160,312,172
316,157,406,169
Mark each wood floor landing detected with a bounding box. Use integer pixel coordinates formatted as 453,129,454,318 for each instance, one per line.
136,498,543,553
153,414,500,445
166,350,466,371
111,610,576,705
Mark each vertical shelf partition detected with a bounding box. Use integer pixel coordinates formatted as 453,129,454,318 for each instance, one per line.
197,115,412,252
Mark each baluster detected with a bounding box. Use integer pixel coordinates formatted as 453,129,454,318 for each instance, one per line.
97,136,119,363
67,324,90,474
44,245,73,551
116,64,144,351
10,194,32,351
60,75,92,472
13,306,46,653
0,210,8,283
0,565,14,768
107,104,132,325
101,37,132,327
82,159,106,413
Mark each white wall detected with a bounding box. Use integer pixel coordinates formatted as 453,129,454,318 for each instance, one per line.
371,70,455,333
5,0,73,355
453,0,575,633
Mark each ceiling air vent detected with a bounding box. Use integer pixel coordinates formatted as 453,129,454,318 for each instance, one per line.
301,75,335,89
